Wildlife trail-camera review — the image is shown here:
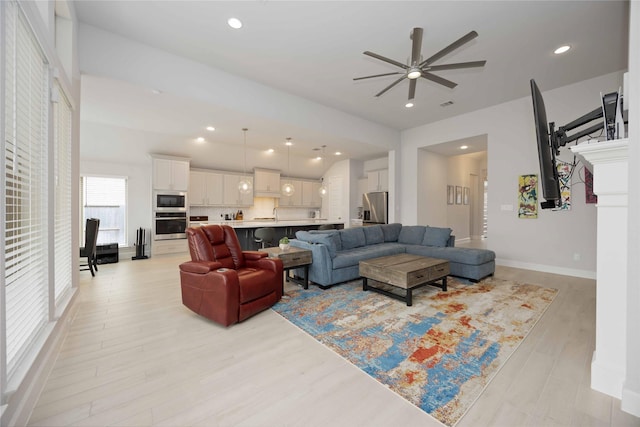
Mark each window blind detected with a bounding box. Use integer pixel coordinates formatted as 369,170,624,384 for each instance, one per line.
3,1,50,375
53,83,72,302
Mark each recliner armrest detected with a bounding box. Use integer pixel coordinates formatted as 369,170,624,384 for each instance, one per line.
243,251,268,261
179,261,223,274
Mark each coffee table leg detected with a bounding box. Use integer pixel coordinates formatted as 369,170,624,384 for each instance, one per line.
442,276,447,291
303,265,309,289
363,277,368,291
406,289,413,306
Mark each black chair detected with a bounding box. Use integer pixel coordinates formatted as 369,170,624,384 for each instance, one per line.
80,218,100,277
254,227,276,249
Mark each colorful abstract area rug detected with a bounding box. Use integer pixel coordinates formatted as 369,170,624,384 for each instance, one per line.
273,277,557,426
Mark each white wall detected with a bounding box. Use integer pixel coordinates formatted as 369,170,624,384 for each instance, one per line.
80,160,152,249
401,71,626,278
417,149,448,227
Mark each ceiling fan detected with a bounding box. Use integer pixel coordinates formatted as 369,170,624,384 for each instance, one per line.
354,27,486,101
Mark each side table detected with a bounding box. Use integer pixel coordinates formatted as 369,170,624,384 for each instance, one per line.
261,246,312,290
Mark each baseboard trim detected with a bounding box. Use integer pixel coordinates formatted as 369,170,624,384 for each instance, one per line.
495,258,596,280
622,379,640,417
591,351,624,399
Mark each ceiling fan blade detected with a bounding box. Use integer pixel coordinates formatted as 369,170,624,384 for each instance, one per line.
411,27,423,66
426,60,486,71
421,72,457,89
375,76,406,97
363,51,408,70
353,72,403,81
408,79,417,100
420,31,479,66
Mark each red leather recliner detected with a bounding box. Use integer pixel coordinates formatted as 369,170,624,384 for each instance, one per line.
179,225,283,326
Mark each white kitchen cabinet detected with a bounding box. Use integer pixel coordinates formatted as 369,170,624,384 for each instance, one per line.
311,181,323,208
301,181,313,206
189,171,223,206
223,174,253,206
367,169,389,192
152,157,190,191
254,168,281,197
279,179,302,206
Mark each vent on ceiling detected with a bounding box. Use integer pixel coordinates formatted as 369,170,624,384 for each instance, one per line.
440,101,454,107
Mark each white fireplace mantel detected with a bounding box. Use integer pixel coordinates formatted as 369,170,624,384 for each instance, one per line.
570,138,629,399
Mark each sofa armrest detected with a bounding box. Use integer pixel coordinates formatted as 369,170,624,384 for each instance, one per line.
448,235,456,247
179,261,223,274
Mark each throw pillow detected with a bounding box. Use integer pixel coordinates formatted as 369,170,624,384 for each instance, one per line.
397,225,426,245
422,226,452,247
362,225,384,245
295,231,341,257
340,227,366,250
380,223,402,242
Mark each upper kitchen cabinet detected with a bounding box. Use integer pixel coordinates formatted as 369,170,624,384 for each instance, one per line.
189,170,224,206
223,174,254,206
254,168,281,197
152,155,190,191
367,169,389,192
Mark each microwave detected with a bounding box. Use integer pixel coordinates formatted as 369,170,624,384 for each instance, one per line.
154,191,187,212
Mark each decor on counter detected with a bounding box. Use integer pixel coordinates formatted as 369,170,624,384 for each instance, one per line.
273,277,557,427
518,174,538,218
279,236,290,251
463,187,470,205
455,186,462,205
238,128,253,195
318,145,328,198
554,162,571,211
447,185,454,205
281,138,295,197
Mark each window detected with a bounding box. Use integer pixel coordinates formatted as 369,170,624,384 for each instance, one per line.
81,176,127,246
53,83,72,302
3,0,50,377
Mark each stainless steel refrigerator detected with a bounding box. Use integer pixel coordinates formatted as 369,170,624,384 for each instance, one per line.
362,191,388,224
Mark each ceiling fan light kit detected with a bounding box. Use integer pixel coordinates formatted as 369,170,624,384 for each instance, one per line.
355,27,486,102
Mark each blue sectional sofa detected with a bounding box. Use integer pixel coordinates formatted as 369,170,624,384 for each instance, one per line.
290,223,495,288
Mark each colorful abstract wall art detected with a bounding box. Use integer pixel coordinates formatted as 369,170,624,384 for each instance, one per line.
555,162,572,211
518,174,538,218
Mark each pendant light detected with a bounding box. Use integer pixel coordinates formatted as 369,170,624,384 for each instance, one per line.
318,145,328,198
281,138,295,197
238,128,252,194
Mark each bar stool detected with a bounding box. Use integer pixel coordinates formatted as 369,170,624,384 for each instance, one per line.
318,224,335,230
254,227,276,249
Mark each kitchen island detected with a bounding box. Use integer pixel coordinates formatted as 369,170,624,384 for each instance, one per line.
188,219,344,251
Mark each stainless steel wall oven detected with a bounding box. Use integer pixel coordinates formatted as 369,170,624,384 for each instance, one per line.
154,211,187,240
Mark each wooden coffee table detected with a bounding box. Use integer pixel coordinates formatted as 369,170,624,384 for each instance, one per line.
359,254,450,306
261,246,312,290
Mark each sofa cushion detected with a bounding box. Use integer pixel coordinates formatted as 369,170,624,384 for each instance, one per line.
295,231,341,257
422,226,453,247
397,225,426,245
332,244,406,269
362,225,384,245
380,223,402,242
340,227,366,250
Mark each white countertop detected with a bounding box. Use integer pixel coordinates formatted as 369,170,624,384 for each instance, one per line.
189,219,343,229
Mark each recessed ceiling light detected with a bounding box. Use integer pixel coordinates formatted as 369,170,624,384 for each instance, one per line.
405,102,414,108
196,137,205,143
460,145,468,150
554,45,571,54
267,148,274,154
206,126,215,131
285,137,293,146
335,152,342,156
151,89,162,95
315,156,322,161
228,18,242,29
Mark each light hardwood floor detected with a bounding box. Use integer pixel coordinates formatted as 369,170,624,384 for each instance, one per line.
27,250,640,427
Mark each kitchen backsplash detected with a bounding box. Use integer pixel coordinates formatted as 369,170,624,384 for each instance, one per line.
189,197,318,221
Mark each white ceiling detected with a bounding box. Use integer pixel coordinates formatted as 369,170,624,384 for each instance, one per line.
75,1,629,173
